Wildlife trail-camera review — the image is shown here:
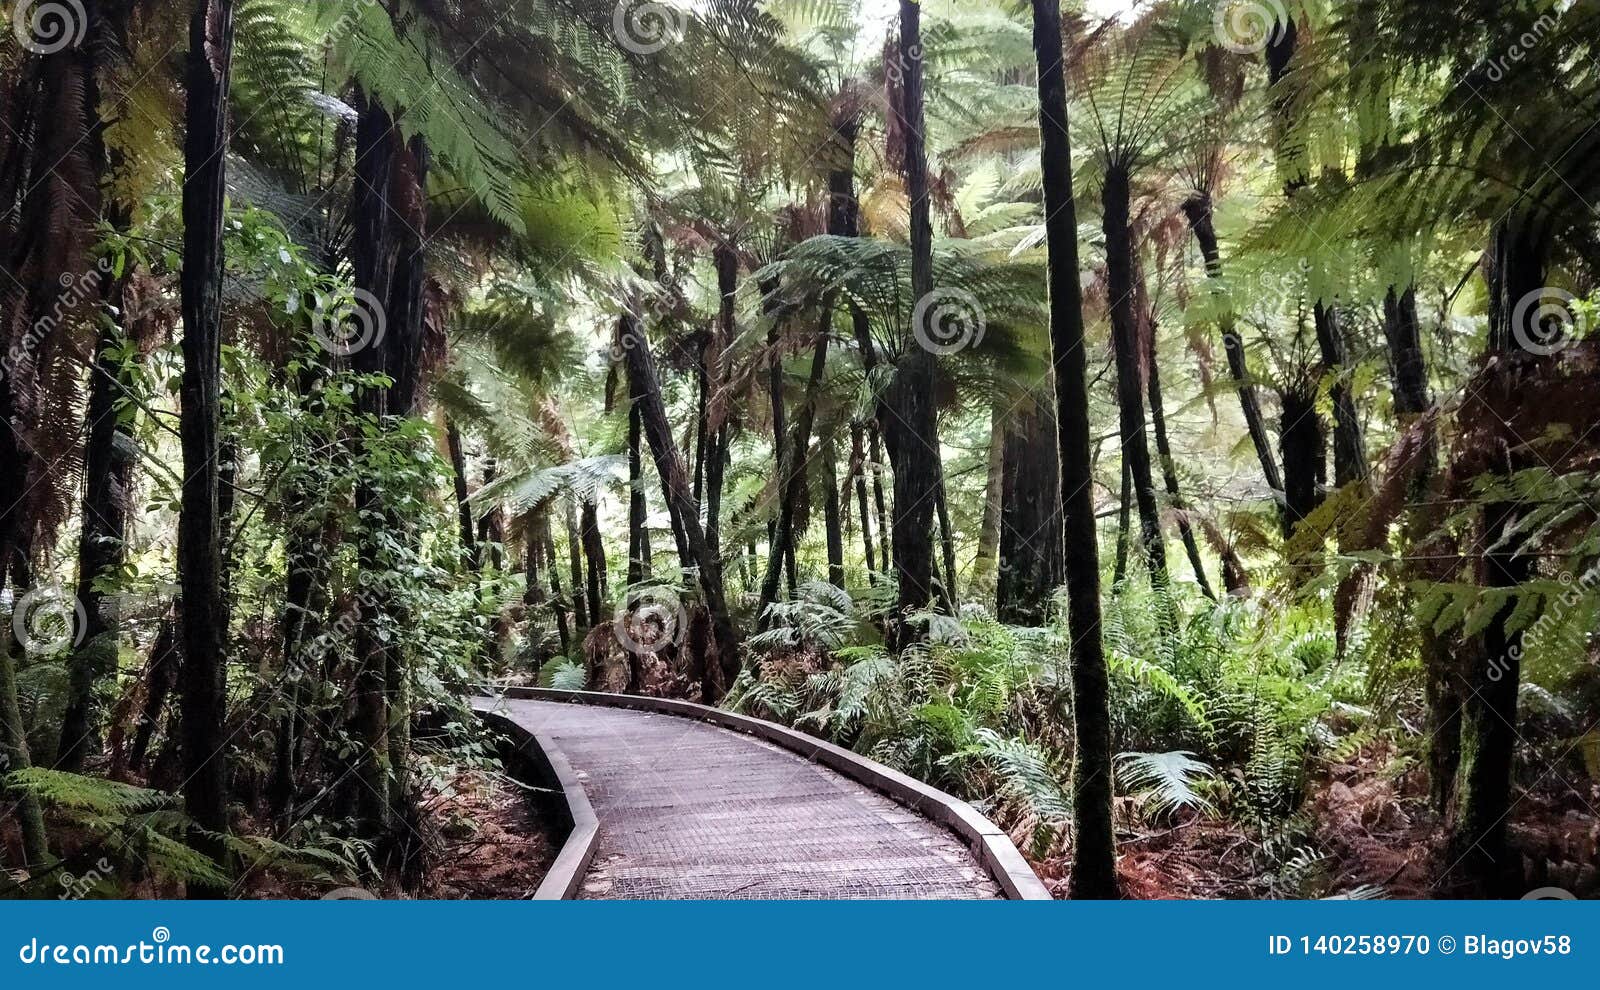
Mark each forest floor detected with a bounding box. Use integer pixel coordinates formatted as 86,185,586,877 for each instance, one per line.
415,767,560,899
1033,741,1600,899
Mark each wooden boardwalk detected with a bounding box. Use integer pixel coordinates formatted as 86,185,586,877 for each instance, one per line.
484,697,1002,899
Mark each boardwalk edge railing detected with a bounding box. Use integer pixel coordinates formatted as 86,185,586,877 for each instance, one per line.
472,700,600,900
473,686,1053,900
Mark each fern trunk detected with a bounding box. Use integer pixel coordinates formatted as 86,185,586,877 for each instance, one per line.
886,0,941,650
996,387,1064,625
176,0,236,894
1031,0,1118,899
1102,164,1170,598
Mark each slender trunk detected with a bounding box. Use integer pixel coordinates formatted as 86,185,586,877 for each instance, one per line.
446,419,477,567
176,0,235,893
580,500,607,628
851,423,878,581
627,402,650,585
760,310,831,619
996,388,1064,625
870,425,891,571
1112,458,1132,588
619,313,740,698
822,434,845,588
1447,216,1546,895
1315,302,1367,490
887,0,941,648
1102,165,1169,594
540,509,571,657
564,498,587,632
973,407,1004,599
1181,194,1287,533
1032,0,1118,898
1279,382,1324,531
934,464,959,611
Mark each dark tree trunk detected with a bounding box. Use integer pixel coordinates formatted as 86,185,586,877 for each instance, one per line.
446,419,477,567
1279,383,1324,531
870,424,891,571
627,402,651,585
1181,194,1286,532
1315,302,1367,489
564,498,587,631
822,434,845,588
1102,165,1169,594
1112,459,1132,588
760,311,831,619
851,423,878,580
618,313,740,698
176,0,235,894
996,389,1064,625
974,407,1004,598
886,0,941,648
1032,0,1118,898
581,499,607,628
540,509,571,657
1446,216,1547,895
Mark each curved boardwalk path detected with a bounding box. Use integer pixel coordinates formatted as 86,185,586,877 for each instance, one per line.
484,696,1003,899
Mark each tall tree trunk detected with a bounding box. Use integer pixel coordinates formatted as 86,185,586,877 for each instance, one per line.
540,509,571,657
176,0,235,894
760,309,831,619
870,425,891,571
1446,216,1547,895
887,0,941,648
822,434,845,589
618,314,740,698
1112,458,1132,588
564,498,587,632
1279,382,1324,531
1180,194,1287,532
851,423,878,580
973,406,1004,599
446,419,477,567
627,402,650,585
934,464,959,611
1032,0,1118,898
129,616,180,774
996,388,1064,625
580,500,607,628
1102,164,1169,595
